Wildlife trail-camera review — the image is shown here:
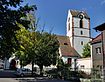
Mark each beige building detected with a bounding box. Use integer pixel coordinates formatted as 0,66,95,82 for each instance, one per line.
91,33,103,70
93,23,105,79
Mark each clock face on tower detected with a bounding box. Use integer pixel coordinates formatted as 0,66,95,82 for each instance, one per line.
79,15,83,19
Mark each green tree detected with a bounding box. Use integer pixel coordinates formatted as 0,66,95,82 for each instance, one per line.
16,26,59,75
15,12,39,75
0,0,36,59
15,26,32,67
82,43,91,57
15,7,59,76
57,58,64,71
35,32,59,75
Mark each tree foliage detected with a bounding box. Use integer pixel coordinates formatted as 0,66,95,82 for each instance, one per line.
82,43,91,58
15,26,31,67
2,0,60,75
0,0,36,59
15,13,60,75
35,32,59,75
16,26,59,75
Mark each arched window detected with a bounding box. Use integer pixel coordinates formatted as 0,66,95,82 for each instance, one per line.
79,14,83,28
80,30,83,35
80,19,83,28
81,41,83,45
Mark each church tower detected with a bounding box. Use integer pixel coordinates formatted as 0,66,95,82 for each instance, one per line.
66,10,90,56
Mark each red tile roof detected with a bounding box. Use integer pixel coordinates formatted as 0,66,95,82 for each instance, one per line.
91,33,102,44
57,35,80,57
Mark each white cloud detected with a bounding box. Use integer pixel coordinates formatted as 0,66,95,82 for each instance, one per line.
101,0,105,5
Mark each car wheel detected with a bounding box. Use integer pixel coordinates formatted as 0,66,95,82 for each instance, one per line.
21,74,24,77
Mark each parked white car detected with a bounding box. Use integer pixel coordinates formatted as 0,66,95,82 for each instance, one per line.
15,68,32,77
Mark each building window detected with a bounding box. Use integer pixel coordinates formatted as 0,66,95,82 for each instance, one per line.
80,31,83,35
68,58,71,64
81,41,83,45
68,17,70,22
64,43,68,45
100,65,102,69
97,65,100,68
96,47,101,54
97,65,102,69
81,65,85,69
68,23,70,31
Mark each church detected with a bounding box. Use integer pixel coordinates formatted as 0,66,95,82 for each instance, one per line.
3,10,92,72
57,10,91,70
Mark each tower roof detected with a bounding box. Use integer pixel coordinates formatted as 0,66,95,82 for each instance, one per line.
70,10,90,19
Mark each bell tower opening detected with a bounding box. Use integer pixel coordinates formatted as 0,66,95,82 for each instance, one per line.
79,14,83,28
80,19,83,28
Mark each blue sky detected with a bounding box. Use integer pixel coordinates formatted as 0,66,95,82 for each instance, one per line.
23,0,105,38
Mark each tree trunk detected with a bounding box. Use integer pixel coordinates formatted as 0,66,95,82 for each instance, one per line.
39,65,43,76
32,60,34,76
20,60,22,68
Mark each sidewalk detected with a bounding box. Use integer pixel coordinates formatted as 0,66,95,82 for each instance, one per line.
0,78,19,82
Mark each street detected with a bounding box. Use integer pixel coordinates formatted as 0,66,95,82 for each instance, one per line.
0,78,70,82
0,69,16,78
0,70,70,82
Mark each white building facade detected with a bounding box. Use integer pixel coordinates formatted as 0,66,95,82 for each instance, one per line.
77,57,92,74
66,10,90,56
57,10,91,71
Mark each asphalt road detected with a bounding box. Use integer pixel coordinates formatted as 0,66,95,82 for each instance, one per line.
0,78,70,82
0,70,70,82
0,69,16,78
15,78,70,82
